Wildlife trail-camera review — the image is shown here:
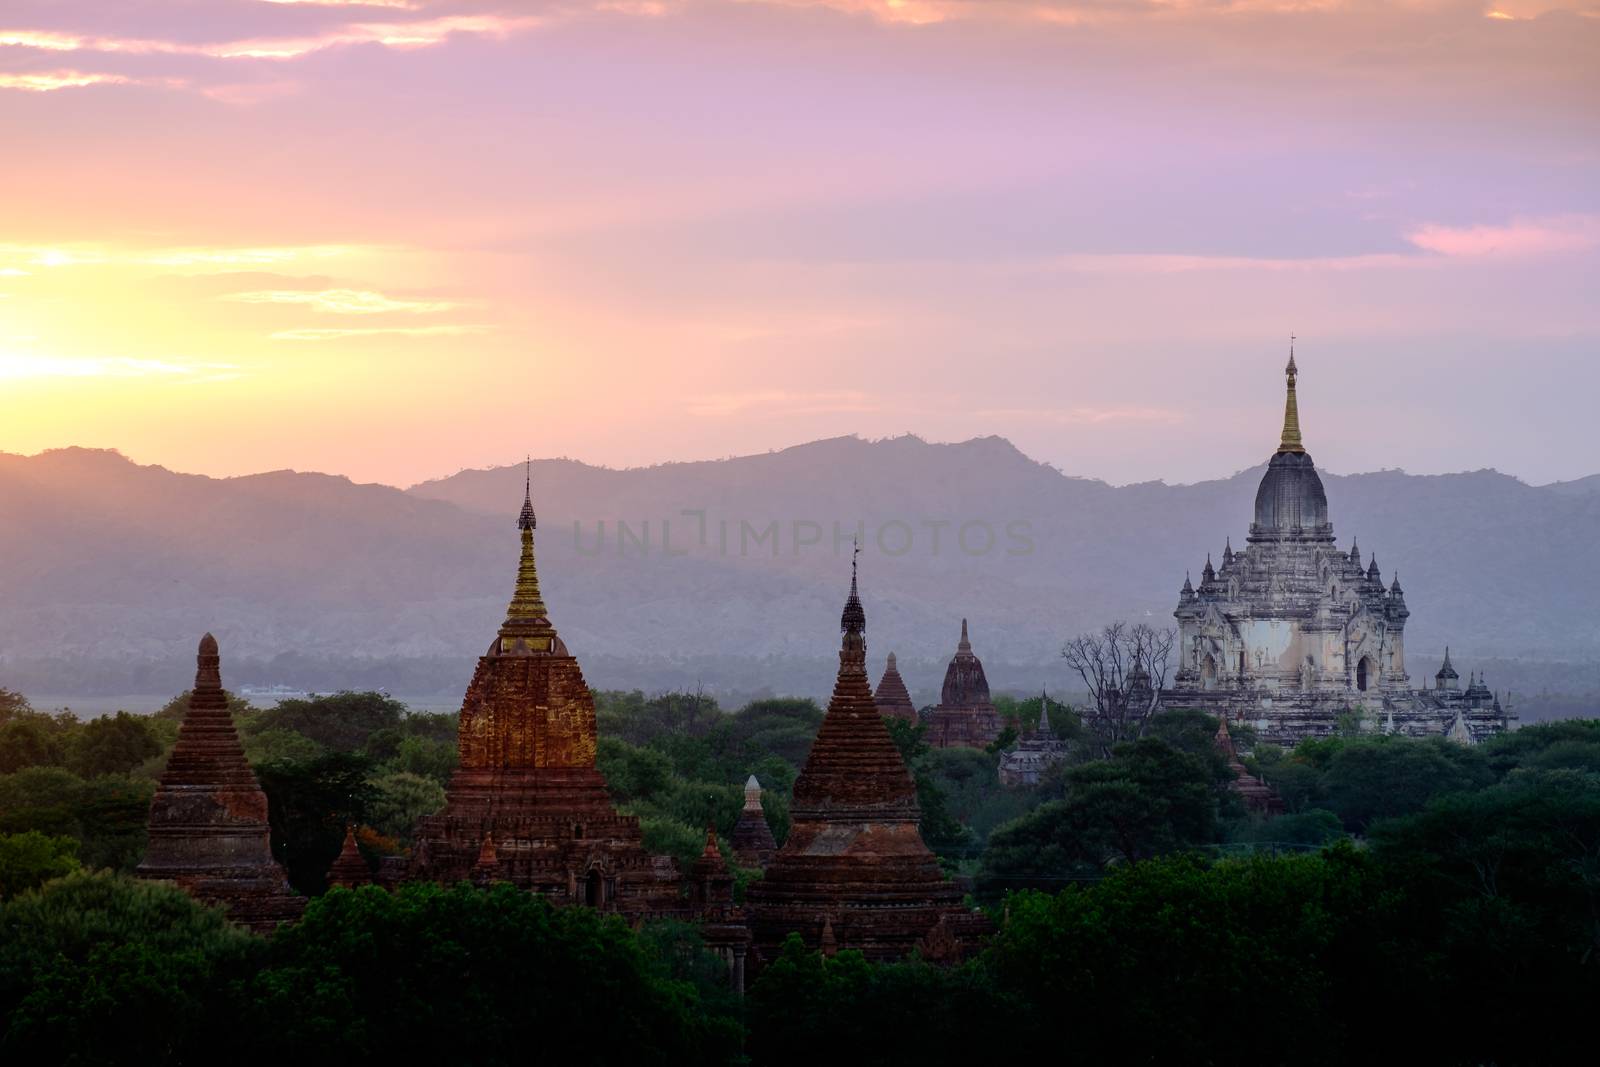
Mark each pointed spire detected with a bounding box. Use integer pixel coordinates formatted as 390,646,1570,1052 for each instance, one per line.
1367,555,1380,582
1279,337,1306,453
517,456,536,531
328,825,372,889
1222,537,1234,566
840,539,866,641
743,774,763,812
1350,538,1361,564
1202,554,1215,583
500,471,553,647
820,915,838,957
1182,571,1194,596
1037,691,1053,738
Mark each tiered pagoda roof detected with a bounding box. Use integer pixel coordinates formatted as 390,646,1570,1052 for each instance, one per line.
873,652,918,723
747,560,981,963
407,470,680,913
136,634,303,932
927,619,1001,748
730,775,778,869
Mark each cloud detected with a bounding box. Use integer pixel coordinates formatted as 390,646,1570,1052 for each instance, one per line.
224,288,459,314
269,324,489,340
0,242,366,269
0,69,134,91
1405,216,1600,258
0,355,237,380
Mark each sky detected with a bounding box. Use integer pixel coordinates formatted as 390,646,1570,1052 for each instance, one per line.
1,0,1596,488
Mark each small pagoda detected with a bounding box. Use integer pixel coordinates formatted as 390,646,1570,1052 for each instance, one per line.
873,652,919,724
407,470,680,912
926,619,1001,749
1214,716,1285,816
136,634,303,933
747,556,983,964
730,775,778,869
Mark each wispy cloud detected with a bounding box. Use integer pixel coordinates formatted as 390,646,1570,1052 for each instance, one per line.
0,355,237,381
0,242,366,269
269,324,489,340
224,288,459,314
0,70,136,92
1405,215,1600,258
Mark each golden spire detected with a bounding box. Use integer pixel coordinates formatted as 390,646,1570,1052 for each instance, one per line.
500,458,554,649
1279,335,1305,453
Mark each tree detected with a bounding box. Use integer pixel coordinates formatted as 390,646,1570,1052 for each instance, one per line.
0,831,80,899
1061,621,1174,757
1319,737,1492,831
244,691,406,753
0,688,34,724
66,712,162,778
0,871,262,1065
0,768,152,872
978,737,1219,894
256,753,376,894
243,883,742,1064
366,771,446,841
985,847,1422,1066
747,935,1029,1067
0,717,66,773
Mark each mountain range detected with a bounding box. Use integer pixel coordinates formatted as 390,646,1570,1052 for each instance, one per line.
1,439,1596,717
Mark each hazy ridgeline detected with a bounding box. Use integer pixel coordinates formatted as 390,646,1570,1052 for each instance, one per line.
1,439,1596,718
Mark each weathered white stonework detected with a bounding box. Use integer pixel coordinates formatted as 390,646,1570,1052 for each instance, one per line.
1163,351,1514,746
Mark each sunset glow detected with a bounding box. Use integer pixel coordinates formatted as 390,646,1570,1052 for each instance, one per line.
1,0,1596,486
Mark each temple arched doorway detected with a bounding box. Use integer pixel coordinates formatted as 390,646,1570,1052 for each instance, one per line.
585,869,603,907
1356,656,1373,692
1201,655,1218,690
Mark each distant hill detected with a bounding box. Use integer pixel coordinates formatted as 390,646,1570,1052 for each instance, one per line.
2,439,1596,715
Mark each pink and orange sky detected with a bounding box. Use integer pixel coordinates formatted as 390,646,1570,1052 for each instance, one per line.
1,0,1596,487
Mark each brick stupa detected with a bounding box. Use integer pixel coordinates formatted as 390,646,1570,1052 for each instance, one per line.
136,634,303,932
407,472,680,911
927,619,1002,748
730,774,778,869
327,826,372,889
747,560,980,963
873,652,918,724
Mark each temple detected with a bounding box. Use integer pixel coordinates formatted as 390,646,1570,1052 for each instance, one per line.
926,620,1002,749
873,652,918,723
997,695,1069,786
327,826,372,889
730,775,778,869
407,471,681,913
1164,349,1516,745
136,634,303,932
747,557,987,964
1213,717,1284,815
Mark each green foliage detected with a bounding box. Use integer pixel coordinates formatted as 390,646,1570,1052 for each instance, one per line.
244,690,407,753
386,733,458,786
748,935,1027,1067
0,871,262,1065
366,771,447,842
1261,734,1495,831
244,882,742,1063
0,831,80,900
0,768,151,871
241,727,325,766
978,737,1221,894
65,712,163,778
0,688,32,721
1228,808,1346,848
987,846,1419,1065
257,753,377,895
0,715,67,773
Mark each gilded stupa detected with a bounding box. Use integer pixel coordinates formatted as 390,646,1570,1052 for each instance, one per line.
407,468,680,910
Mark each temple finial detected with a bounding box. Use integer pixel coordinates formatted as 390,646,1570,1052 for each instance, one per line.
501,469,552,644
1279,337,1305,453
840,544,866,639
